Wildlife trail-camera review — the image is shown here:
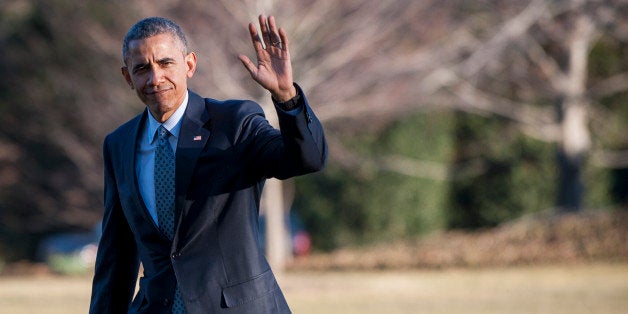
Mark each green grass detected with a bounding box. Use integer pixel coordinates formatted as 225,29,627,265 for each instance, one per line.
0,263,626,314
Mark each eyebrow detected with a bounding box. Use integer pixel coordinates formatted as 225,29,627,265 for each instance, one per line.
132,58,177,72
157,57,176,64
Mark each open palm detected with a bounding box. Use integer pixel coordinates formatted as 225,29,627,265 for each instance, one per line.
239,15,296,102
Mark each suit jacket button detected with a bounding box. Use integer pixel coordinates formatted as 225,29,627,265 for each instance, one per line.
163,298,170,306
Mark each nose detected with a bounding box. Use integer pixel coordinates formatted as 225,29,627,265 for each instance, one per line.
147,66,163,87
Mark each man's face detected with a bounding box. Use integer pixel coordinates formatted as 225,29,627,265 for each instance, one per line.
122,33,196,122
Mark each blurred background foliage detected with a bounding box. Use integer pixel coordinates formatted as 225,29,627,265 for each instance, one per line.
295,111,454,249
0,0,626,263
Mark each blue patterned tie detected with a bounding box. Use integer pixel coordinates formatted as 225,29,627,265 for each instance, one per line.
155,125,176,239
154,126,186,314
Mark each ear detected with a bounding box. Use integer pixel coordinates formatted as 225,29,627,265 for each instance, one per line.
121,66,134,89
185,52,197,78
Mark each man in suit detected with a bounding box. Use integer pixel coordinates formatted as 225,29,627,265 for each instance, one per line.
89,14,326,314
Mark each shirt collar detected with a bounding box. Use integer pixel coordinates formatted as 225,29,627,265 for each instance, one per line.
146,91,189,144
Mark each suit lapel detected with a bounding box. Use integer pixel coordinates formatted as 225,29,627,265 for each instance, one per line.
122,110,164,237
175,91,211,220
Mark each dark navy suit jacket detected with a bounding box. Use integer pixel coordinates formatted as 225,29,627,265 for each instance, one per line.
89,85,326,313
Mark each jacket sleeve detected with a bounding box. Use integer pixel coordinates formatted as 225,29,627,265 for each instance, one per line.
247,83,327,180
89,136,140,314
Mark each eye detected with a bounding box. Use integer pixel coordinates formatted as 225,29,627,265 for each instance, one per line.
159,59,176,67
133,64,149,74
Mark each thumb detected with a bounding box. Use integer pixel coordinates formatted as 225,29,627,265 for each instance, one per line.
238,54,257,77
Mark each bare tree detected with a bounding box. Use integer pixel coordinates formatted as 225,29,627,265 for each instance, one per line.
439,0,628,211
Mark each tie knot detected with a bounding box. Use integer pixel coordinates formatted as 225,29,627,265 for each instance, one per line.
158,125,170,141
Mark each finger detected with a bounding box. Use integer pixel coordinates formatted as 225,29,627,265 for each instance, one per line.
247,22,264,53
278,27,289,51
238,54,257,77
268,16,281,46
258,14,271,49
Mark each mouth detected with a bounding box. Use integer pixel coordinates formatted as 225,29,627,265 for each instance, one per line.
145,88,172,96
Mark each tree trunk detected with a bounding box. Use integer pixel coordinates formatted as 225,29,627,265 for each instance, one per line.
557,14,595,212
557,102,588,212
262,178,289,272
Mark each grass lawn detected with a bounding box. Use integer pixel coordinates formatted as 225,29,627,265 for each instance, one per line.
0,263,626,314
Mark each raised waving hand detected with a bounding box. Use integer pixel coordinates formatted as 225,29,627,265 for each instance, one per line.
238,15,297,102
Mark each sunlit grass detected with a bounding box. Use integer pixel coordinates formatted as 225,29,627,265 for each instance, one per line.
0,263,626,314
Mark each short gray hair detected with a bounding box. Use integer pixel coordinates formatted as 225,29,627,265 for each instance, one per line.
122,17,189,64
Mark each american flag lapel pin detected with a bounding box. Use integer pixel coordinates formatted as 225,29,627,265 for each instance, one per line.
193,135,202,141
